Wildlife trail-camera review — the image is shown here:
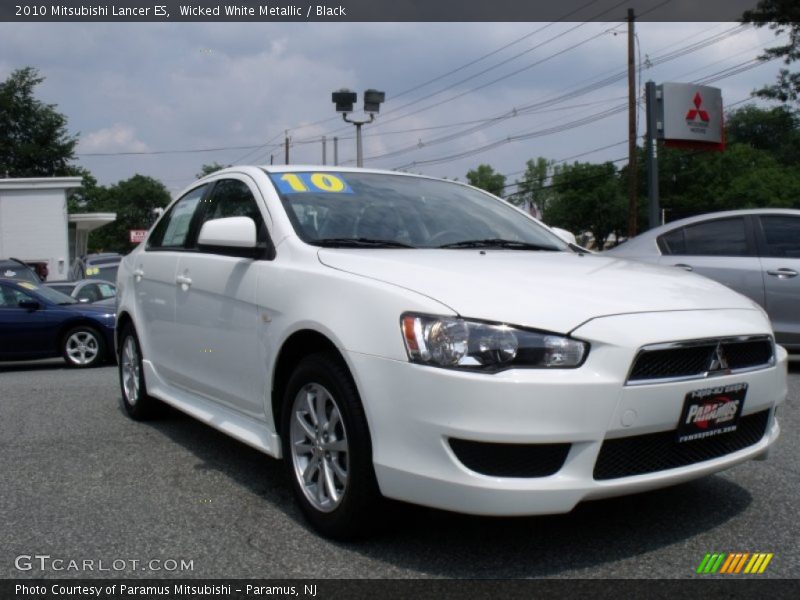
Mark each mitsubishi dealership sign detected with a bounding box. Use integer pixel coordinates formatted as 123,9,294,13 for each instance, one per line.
657,82,723,148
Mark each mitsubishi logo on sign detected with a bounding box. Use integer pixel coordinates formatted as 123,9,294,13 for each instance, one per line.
686,92,710,122
657,82,723,147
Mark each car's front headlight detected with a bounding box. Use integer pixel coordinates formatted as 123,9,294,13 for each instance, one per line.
400,313,588,372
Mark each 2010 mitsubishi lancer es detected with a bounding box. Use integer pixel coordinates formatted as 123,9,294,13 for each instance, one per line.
115,166,786,539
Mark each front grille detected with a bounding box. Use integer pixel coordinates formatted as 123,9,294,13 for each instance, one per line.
628,336,774,384
449,439,570,478
593,410,770,480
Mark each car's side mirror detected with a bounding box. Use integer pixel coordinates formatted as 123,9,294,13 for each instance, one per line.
18,300,41,311
198,216,258,256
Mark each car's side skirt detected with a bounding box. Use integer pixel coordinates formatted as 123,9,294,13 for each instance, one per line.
141,360,282,459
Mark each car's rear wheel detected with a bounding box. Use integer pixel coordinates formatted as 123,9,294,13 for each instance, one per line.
281,353,380,539
118,324,159,420
62,326,105,368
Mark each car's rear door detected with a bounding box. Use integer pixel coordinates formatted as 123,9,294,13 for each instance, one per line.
133,184,208,384
754,213,800,348
656,215,765,307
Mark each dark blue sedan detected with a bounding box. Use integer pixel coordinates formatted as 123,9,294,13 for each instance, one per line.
0,278,116,367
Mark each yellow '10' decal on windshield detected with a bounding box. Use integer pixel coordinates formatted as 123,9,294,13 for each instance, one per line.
270,172,353,195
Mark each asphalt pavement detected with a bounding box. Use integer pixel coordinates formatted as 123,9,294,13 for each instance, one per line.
1,357,798,579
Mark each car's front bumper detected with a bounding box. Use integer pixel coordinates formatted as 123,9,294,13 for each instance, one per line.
347,309,787,516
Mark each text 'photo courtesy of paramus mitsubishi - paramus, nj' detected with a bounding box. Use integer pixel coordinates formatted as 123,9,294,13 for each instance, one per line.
114,166,787,539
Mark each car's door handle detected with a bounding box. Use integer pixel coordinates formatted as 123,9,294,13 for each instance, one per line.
176,274,192,288
133,268,144,282
672,263,693,272
767,268,798,279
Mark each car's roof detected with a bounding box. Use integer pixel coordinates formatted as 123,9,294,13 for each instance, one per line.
610,208,800,254
195,165,450,186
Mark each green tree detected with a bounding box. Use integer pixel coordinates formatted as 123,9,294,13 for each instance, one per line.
546,161,626,249
196,162,230,179
88,175,172,254
724,104,799,165
514,157,554,212
0,67,78,176
466,164,506,196
742,0,800,104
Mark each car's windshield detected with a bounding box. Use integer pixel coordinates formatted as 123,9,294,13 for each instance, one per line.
268,171,568,251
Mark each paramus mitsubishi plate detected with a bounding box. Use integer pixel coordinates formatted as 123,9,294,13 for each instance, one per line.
116,166,786,538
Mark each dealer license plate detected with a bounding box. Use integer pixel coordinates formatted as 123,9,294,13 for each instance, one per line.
676,383,747,443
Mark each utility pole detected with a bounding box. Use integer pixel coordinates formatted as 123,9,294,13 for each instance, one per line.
284,130,290,164
627,7,638,239
322,136,327,165
333,137,339,166
645,81,660,230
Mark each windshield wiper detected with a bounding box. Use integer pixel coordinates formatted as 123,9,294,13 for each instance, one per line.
438,238,559,251
314,237,415,249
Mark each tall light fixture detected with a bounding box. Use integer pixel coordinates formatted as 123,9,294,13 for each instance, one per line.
331,88,385,167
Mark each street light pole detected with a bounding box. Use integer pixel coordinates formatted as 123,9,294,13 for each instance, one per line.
331,88,384,168
342,113,375,167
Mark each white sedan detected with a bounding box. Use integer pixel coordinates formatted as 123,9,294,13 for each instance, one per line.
115,166,786,539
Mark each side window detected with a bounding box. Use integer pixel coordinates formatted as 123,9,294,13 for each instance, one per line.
760,216,800,258
0,285,34,308
75,284,100,303
195,179,267,245
659,217,749,257
148,185,207,250
97,283,117,299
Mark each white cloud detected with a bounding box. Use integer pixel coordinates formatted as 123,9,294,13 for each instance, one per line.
79,123,149,154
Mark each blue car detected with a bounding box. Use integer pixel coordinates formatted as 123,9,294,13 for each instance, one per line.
0,278,116,367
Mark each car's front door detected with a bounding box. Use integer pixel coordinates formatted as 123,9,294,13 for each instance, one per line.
171,176,274,420
0,283,53,359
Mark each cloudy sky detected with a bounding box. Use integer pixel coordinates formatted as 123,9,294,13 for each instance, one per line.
0,15,788,195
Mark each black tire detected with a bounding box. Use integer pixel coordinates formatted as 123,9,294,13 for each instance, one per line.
62,325,106,368
281,352,381,539
118,324,160,420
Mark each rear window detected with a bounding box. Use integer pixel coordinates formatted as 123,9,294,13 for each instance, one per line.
658,217,749,257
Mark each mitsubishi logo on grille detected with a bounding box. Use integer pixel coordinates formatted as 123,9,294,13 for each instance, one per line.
707,343,731,375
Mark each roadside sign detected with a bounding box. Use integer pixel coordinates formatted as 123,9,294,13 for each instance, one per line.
129,229,147,244
657,82,724,149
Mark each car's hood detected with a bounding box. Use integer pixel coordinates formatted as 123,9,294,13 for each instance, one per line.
317,249,756,333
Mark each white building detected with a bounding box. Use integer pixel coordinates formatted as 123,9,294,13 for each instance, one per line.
0,177,115,281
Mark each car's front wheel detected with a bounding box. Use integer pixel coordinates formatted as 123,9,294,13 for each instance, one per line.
62,326,105,368
118,324,159,420
281,353,380,539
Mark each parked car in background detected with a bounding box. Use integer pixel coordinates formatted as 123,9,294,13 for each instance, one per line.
606,209,800,352
46,279,117,304
115,166,786,539
0,278,116,367
70,253,122,283
0,258,42,284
